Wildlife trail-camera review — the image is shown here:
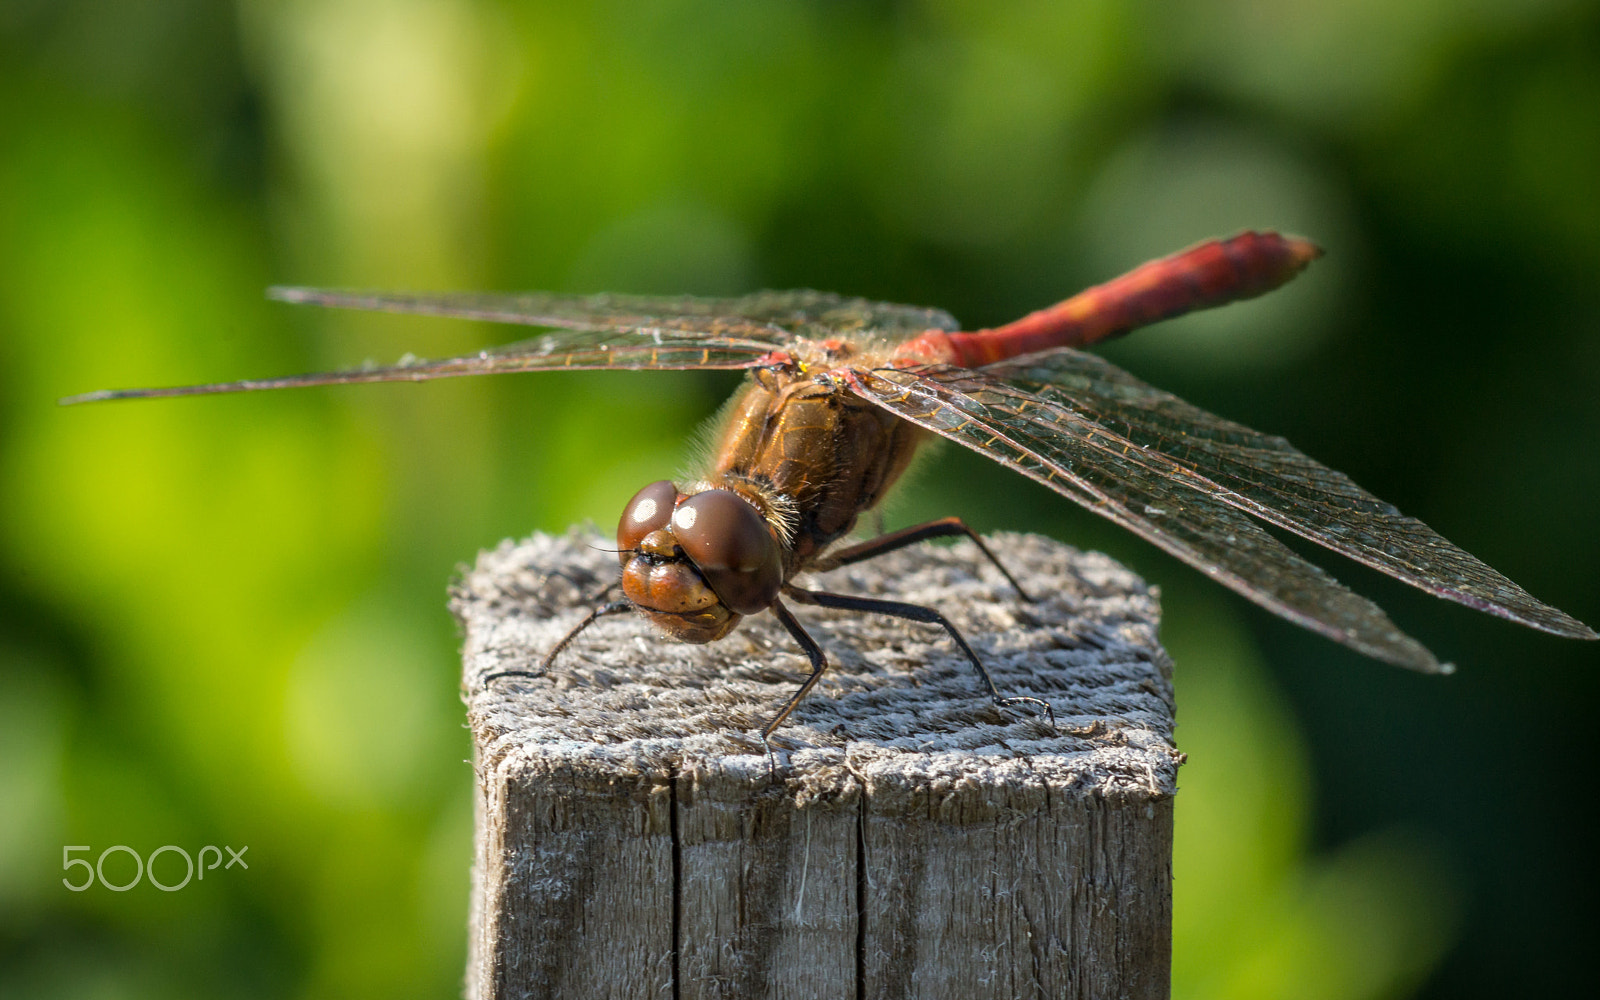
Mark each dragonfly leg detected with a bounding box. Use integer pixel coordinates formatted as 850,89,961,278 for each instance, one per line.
479,599,634,691
823,517,1034,602
785,586,1055,729
765,599,832,745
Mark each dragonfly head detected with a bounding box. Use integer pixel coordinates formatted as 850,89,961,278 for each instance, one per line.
616,480,784,643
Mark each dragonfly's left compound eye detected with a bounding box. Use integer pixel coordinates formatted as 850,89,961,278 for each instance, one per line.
617,479,679,556
672,489,783,615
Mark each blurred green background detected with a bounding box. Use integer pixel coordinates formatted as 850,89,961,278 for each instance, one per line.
2,1,1596,997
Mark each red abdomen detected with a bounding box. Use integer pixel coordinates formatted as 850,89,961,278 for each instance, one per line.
899,231,1322,369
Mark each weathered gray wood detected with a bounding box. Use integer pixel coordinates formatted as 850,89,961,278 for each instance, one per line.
456,529,1180,1000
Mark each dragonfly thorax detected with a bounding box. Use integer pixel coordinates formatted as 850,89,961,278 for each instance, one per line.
616,480,785,643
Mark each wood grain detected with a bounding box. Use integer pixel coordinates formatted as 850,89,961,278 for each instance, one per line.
456,530,1180,999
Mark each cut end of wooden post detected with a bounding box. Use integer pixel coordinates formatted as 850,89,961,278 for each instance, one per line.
455,529,1180,999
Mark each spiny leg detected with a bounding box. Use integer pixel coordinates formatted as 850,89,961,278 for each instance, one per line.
765,599,832,742
479,599,634,690
823,517,1034,601
784,585,1055,727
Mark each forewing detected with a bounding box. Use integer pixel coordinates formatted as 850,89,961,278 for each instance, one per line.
267,287,959,342
61,287,960,404
983,349,1596,640
843,364,1451,672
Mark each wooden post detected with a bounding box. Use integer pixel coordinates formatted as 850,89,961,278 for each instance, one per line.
455,530,1180,1000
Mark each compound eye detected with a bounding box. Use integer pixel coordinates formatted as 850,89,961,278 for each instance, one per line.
672,489,783,614
617,480,679,554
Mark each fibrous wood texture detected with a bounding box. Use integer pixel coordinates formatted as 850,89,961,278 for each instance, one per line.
455,529,1180,1000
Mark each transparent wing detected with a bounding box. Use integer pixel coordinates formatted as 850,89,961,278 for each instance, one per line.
844,364,1451,672
61,288,959,404
983,349,1597,640
59,328,781,404
267,286,959,342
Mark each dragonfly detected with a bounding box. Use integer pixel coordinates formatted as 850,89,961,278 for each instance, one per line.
63,231,1596,738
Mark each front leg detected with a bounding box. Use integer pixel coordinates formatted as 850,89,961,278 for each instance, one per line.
479,598,634,690
765,599,831,740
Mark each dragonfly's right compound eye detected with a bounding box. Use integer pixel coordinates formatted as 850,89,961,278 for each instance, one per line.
617,480,679,557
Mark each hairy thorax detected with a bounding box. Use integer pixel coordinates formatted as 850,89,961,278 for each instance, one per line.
707,367,924,574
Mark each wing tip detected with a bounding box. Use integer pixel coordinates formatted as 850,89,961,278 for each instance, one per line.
1498,603,1599,641
58,388,167,405
1379,642,1449,675
1561,621,1600,641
